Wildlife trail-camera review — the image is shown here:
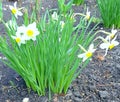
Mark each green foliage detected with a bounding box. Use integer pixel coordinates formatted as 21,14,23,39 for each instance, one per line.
0,1,97,97
73,0,84,5
57,0,73,14
97,0,120,28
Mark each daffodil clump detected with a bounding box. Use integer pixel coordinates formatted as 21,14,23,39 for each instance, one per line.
0,1,119,97
0,1,97,95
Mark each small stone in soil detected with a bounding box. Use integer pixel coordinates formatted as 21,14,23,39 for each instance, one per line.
21,91,27,96
74,96,83,102
99,91,109,98
73,91,80,97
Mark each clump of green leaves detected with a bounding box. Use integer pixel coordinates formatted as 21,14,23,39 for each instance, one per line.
97,0,120,28
0,1,97,96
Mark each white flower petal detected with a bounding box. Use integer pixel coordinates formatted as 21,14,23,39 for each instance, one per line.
28,22,36,28
17,25,26,32
104,48,109,57
32,37,36,41
14,2,17,8
112,35,117,41
89,43,94,50
9,5,14,10
17,11,23,16
82,56,88,62
88,44,96,53
112,41,119,46
100,43,109,49
91,49,96,53
111,29,117,34
34,30,40,36
15,14,18,19
78,53,85,58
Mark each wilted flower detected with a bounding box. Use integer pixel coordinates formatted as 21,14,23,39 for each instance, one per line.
52,12,58,21
23,22,40,41
9,2,23,19
100,36,119,56
78,44,96,62
85,8,90,20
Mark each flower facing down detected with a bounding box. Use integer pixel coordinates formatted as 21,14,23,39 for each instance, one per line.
9,2,23,19
78,44,96,62
24,22,40,41
100,36,119,56
85,8,90,20
52,12,58,21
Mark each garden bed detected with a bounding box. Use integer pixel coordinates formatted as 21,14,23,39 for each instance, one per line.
0,0,120,102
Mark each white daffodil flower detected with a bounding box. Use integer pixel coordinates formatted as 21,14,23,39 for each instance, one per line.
85,8,90,20
12,32,26,46
23,22,40,41
100,36,119,56
9,2,23,19
52,12,58,21
78,43,96,62
5,20,17,30
106,28,117,40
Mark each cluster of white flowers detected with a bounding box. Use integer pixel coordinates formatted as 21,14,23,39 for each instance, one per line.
12,22,39,46
8,2,119,60
78,28,119,62
99,28,119,56
8,2,39,46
